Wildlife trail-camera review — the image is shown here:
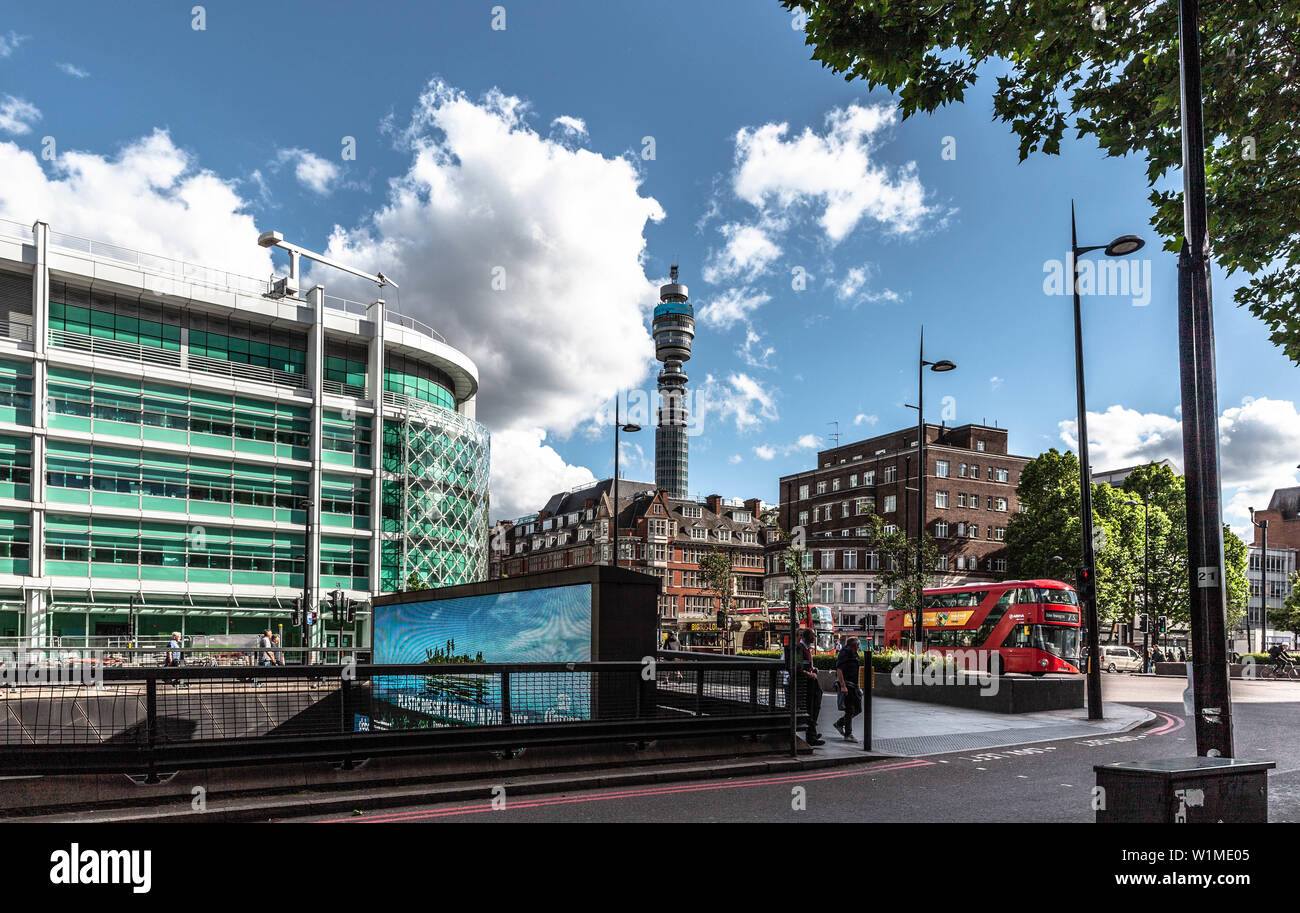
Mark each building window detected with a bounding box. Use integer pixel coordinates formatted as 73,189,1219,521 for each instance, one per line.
935,521,949,538
816,480,827,494
864,551,879,570
844,550,858,569
863,583,879,604
821,582,836,604
936,555,949,571
995,497,1008,512
820,549,836,570
832,478,841,491
883,524,898,536
716,528,731,542
970,464,979,478
976,441,985,452
957,493,967,508
883,494,897,513
690,527,707,540
936,490,949,509
798,510,808,527
802,551,813,570
842,582,857,604
955,555,965,570
995,526,1006,541
883,465,897,483
863,470,875,486
936,460,949,478
652,503,663,514
798,484,809,500
959,463,967,478
841,501,850,518
850,474,858,487
995,468,1010,483
969,524,979,538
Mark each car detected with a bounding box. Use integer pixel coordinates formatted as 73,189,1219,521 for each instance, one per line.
1099,645,1142,673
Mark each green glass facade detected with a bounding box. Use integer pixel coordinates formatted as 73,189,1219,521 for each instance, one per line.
0,223,489,647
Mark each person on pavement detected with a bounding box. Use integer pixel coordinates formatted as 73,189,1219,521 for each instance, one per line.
833,636,862,742
798,628,824,746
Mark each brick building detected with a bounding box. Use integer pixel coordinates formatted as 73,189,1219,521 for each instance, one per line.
490,481,770,646
765,423,1031,646
1242,486,1300,650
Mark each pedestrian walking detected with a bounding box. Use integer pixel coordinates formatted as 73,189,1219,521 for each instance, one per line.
258,630,275,667
165,631,188,688
1179,647,1187,662
663,632,681,651
798,628,824,746
272,633,285,666
832,636,863,742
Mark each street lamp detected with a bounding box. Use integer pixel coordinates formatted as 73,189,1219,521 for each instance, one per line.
1249,507,1268,656
612,395,641,568
1069,204,1144,720
1126,498,1151,669
906,328,955,651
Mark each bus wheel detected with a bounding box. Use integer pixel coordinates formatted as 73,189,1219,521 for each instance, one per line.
1030,671,1046,678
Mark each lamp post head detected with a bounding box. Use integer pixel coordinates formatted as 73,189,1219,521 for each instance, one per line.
1104,235,1145,257
257,230,284,249
621,423,641,434
928,359,957,373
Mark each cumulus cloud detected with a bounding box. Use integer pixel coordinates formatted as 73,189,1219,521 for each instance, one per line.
698,372,778,433
854,413,878,426
990,376,1004,390
753,434,821,461
0,96,41,135
550,115,587,138
276,147,341,195
321,80,664,443
1060,397,1300,535
738,327,776,369
56,62,90,78
0,129,271,276
702,221,782,283
728,454,743,465
754,445,776,460
698,286,771,330
489,427,597,522
731,103,931,242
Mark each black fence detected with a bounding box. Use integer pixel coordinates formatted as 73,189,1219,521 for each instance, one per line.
0,657,796,778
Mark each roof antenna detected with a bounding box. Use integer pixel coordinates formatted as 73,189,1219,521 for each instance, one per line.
670,263,679,283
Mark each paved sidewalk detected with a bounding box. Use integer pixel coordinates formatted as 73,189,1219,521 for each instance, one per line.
809,693,1153,759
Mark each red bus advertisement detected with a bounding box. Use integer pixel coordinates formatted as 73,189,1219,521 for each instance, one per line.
883,579,1082,675
733,605,835,652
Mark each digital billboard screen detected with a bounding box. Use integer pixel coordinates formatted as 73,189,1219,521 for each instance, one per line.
366,583,593,730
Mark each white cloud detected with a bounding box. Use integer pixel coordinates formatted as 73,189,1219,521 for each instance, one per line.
56,62,90,79
489,427,596,522
795,434,820,449
854,413,878,426
0,129,271,276
276,147,341,195
754,445,776,460
990,376,1004,390
1060,397,1300,536
0,31,28,58
837,266,869,300
551,115,587,138
702,221,782,283
728,454,743,465
731,103,932,242
0,96,41,135
698,286,771,330
738,327,776,369
698,372,779,433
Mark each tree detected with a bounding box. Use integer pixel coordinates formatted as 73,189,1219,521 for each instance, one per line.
760,507,821,607
1005,451,1248,629
859,511,938,618
698,548,738,650
781,1,1300,364
1269,573,1300,641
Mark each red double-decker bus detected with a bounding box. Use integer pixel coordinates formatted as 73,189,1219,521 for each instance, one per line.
883,579,1082,675
733,605,835,652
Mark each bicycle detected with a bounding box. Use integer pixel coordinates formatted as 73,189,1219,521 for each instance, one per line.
1259,660,1299,680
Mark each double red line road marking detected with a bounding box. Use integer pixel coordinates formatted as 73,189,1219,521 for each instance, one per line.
316,758,935,823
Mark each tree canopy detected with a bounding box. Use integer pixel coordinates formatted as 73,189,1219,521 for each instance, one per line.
1003,450,1247,627
781,0,1300,364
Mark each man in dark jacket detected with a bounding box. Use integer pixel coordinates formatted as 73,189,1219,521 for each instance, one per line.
797,628,824,746
833,636,863,742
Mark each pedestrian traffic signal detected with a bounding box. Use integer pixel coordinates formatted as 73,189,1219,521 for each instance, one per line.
1158,615,1168,634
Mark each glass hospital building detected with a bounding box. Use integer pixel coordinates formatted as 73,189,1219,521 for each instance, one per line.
0,218,489,649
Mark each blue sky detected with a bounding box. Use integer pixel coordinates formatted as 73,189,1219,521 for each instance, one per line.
2,1,1296,535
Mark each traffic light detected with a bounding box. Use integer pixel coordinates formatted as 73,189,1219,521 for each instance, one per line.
329,589,343,624
716,609,726,629
1158,615,1168,634
1137,613,1149,634
290,597,302,627
1076,566,1094,601
345,599,356,624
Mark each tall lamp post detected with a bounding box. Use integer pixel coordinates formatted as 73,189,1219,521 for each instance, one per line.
1069,205,1144,720
612,395,641,568
1249,508,1268,656
908,328,955,650
1126,499,1151,670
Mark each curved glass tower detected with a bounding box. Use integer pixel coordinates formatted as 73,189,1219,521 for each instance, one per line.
0,217,489,650
652,266,693,499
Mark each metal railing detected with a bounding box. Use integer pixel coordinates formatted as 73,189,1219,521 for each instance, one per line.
322,378,368,399
385,309,445,343
323,295,371,319
0,659,794,777
45,229,272,298
0,645,366,669
0,218,35,244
